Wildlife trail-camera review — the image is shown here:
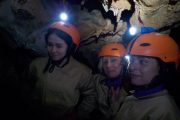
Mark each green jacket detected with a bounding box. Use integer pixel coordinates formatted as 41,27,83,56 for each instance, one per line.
94,74,128,120
29,56,96,119
114,90,180,120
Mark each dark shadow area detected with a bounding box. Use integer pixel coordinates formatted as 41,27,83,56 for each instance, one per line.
0,28,39,119
169,26,180,108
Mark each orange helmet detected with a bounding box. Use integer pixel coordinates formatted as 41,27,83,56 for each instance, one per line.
98,43,126,57
50,21,80,46
127,32,180,67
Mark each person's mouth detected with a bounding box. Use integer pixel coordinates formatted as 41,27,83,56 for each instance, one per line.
130,73,141,78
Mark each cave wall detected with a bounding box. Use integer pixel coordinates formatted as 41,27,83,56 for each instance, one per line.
0,0,179,58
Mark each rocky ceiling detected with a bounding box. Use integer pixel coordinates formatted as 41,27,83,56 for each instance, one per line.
0,0,180,69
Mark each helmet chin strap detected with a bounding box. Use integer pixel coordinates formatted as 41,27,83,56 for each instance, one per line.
48,55,70,73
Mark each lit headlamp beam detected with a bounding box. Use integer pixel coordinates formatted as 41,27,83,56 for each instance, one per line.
59,12,68,21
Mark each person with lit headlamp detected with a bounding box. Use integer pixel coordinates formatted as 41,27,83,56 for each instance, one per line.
28,21,96,120
114,32,180,120
93,43,129,120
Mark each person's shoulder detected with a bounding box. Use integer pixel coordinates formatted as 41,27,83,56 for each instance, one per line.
159,92,179,109
147,90,179,111
31,56,48,63
92,73,106,86
30,56,48,66
93,74,105,81
70,57,91,71
150,92,180,118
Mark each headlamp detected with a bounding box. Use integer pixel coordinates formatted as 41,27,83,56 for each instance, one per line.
129,26,157,35
129,26,138,36
59,12,68,21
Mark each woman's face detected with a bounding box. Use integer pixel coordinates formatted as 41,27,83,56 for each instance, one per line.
102,56,123,78
47,33,68,61
129,56,160,86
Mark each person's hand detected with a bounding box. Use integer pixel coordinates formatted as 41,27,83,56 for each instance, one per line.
109,87,120,103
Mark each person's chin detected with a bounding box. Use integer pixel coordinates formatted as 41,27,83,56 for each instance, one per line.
108,74,119,79
131,78,144,86
51,57,61,61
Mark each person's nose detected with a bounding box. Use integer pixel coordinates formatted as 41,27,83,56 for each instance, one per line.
106,60,113,68
129,59,139,71
51,46,57,53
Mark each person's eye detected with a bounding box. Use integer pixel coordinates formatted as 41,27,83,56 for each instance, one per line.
102,59,108,65
111,58,118,62
56,44,63,48
47,43,53,47
140,59,148,65
130,57,135,63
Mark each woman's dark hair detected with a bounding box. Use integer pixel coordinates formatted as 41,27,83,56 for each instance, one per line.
43,28,76,73
158,59,179,95
45,28,73,47
45,28,77,54
158,58,180,108
158,59,177,82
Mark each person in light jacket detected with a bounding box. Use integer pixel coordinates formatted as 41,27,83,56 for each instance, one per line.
28,21,96,120
114,32,180,120
94,43,129,120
